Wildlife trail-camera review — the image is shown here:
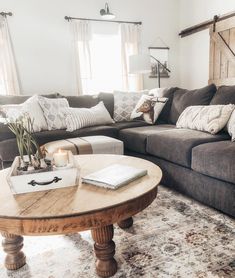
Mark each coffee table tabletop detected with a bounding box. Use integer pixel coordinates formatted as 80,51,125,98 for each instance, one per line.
0,154,162,277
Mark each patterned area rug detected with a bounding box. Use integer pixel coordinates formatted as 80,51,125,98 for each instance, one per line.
0,186,234,278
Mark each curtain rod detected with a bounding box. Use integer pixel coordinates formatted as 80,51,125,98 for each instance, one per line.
0,12,13,17
179,10,235,37
64,16,142,25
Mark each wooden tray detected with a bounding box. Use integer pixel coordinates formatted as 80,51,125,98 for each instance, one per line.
7,151,79,194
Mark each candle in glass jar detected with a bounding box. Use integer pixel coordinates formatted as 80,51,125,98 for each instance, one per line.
53,149,68,167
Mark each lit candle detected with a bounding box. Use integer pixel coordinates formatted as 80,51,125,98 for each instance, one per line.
53,149,68,167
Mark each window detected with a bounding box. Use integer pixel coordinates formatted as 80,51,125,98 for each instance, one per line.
82,24,122,94
73,21,142,95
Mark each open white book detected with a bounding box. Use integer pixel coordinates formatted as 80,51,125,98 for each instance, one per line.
82,164,147,189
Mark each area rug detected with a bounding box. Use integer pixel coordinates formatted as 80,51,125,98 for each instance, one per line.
0,186,234,278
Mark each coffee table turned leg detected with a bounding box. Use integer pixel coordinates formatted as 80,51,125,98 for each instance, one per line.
91,225,117,278
1,232,26,270
118,217,133,229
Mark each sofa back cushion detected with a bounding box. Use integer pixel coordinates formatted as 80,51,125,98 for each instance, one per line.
65,95,99,108
210,85,235,105
0,93,60,105
156,87,178,124
98,92,114,117
169,84,217,124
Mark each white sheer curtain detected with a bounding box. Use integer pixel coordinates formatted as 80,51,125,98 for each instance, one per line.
72,20,92,95
72,20,143,94
0,15,20,95
119,23,143,91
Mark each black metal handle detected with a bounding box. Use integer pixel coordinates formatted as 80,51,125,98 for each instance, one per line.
28,177,62,187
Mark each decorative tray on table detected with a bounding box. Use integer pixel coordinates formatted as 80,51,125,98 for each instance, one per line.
7,151,79,195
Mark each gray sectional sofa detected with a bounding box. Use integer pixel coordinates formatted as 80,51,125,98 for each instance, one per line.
0,85,234,217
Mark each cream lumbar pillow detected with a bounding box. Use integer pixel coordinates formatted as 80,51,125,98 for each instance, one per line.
227,110,235,141
38,96,69,130
130,95,168,124
176,104,235,135
62,101,114,132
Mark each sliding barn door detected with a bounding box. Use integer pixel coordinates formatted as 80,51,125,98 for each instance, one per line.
209,17,235,86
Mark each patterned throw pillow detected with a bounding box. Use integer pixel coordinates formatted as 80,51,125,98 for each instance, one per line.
38,96,69,130
0,96,48,132
22,95,48,132
0,104,23,120
130,95,168,124
62,101,114,132
176,104,235,135
113,90,148,122
227,110,235,141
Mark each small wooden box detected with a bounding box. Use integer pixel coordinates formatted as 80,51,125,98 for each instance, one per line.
7,152,79,194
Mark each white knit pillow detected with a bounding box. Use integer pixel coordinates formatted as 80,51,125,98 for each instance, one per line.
176,105,235,135
227,110,235,141
62,102,114,132
0,95,48,132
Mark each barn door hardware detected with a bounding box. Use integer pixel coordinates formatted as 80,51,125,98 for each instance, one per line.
213,15,219,32
179,10,235,38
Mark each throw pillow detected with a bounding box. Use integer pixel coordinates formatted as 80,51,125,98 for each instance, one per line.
113,90,148,122
148,88,168,97
62,101,114,132
0,104,23,120
176,104,235,135
21,95,48,132
227,110,235,141
169,84,217,124
38,96,69,130
130,95,168,124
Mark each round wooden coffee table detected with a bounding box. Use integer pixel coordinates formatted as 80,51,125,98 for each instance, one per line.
0,154,162,277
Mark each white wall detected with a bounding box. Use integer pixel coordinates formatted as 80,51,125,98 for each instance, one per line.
0,0,180,95
179,0,235,89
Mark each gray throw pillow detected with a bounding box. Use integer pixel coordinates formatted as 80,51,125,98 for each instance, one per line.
169,84,217,124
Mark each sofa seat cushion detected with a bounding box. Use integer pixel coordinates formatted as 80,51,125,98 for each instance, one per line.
119,125,175,154
0,126,118,162
111,120,149,130
192,141,235,184
146,129,229,168
34,126,118,146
